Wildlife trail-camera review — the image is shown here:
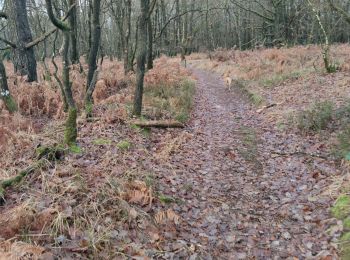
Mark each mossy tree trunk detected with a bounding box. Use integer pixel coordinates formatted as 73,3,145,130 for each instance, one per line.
85,0,101,117
0,60,17,113
62,32,77,145
45,0,78,145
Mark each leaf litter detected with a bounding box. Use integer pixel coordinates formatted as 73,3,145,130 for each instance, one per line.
0,54,346,258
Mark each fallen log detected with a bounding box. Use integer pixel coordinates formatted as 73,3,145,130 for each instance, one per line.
130,120,184,128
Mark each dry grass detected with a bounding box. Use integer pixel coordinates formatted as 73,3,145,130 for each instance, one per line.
143,56,195,121
189,44,350,125
189,44,350,82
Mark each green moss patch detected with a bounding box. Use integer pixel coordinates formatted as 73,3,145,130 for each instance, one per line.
69,144,82,154
331,195,350,220
64,108,78,145
3,95,18,113
117,140,131,150
344,217,350,229
331,195,350,259
340,232,350,258
93,138,112,146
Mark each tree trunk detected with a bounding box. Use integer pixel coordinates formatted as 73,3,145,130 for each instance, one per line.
147,16,153,70
62,31,78,145
0,60,17,113
133,0,149,116
12,0,37,82
124,0,133,73
85,0,101,117
45,0,77,145
69,0,79,64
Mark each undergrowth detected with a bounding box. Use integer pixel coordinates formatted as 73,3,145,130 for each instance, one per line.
295,101,334,132
144,78,195,122
0,56,193,258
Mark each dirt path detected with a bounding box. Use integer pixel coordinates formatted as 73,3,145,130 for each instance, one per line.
152,68,338,259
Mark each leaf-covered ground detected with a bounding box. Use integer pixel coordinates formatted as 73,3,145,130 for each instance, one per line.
143,68,340,258
0,48,348,258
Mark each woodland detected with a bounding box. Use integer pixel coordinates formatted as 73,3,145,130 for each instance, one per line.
1,0,350,259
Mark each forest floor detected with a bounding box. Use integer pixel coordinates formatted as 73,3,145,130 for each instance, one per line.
1,45,350,259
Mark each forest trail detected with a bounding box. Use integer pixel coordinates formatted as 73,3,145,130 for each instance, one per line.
152,68,338,259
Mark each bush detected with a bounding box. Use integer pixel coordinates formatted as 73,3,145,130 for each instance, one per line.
296,101,333,132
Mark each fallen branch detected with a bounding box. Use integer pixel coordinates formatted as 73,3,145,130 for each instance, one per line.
130,120,184,128
271,151,331,160
256,103,277,113
0,160,45,201
0,145,66,202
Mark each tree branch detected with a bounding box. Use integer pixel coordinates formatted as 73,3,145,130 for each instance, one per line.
327,0,350,24
0,36,16,48
45,0,71,31
230,0,274,23
26,4,76,49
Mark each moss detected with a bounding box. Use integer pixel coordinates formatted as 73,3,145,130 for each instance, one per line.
175,112,189,123
159,194,176,204
340,232,350,258
43,72,52,81
93,138,112,145
342,232,350,242
117,140,131,150
250,93,263,106
130,124,141,130
331,195,350,219
0,160,45,203
344,217,350,229
35,145,65,160
131,124,151,137
85,101,93,118
69,144,82,154
64,107,78,145
3,96,18,113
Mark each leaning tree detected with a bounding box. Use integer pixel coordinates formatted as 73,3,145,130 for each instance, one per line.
45,0,78,146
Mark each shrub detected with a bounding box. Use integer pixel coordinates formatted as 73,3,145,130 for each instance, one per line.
296,101,333,132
